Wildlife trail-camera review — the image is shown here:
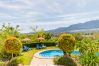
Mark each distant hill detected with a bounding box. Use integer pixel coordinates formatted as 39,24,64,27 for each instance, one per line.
48,20,99,33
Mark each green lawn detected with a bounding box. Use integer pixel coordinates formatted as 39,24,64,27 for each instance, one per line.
0,62,5,65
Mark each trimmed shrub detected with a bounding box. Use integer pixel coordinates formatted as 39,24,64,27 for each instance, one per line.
6,57,24,66
4,37,22,58
23,42,57,47
54,56,77,66
58,34,76,53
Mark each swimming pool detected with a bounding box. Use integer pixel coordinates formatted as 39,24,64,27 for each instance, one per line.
39,49,80,58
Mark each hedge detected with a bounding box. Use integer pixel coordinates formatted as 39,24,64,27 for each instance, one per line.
23,42,57,48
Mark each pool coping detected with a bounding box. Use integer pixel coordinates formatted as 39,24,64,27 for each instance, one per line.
34,49,80,59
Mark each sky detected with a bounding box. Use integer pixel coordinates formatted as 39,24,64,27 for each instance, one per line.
0,0,99,33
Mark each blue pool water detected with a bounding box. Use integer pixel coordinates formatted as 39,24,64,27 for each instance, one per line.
39,50,80,57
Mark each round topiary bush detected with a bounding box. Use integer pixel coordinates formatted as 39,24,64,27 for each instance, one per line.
58,34,76,54
4,37,22,58
54,56,77,66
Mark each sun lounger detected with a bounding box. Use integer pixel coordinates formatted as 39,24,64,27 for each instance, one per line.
23,46,31,51
36,44,46,49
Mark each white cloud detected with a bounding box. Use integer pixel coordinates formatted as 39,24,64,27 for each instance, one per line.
0,13,17,20
75,0,87,7
24,11,43,17
19,0,33,5
0,1,26,11
0,13,11,17
45,1,63,14
58,11,99,18
17,0,46,7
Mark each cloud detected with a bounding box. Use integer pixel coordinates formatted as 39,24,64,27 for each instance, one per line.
0,13,17,22
0,13,12,18
0,2,24,11
0,0,99,33
24,11,44,18
75,0,87,7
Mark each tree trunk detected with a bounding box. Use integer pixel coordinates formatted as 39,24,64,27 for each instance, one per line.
68,52,71,57
12,53,13,59
63,51,68,56
63,51,71,57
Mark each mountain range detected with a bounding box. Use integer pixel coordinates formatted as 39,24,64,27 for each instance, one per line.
48,20,99,33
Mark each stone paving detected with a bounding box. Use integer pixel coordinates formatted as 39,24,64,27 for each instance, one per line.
30,56,55,66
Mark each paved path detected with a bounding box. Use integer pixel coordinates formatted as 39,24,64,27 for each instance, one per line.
30,56,54,66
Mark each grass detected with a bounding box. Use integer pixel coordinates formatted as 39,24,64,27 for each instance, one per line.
0,62,5,66
21,48,39,65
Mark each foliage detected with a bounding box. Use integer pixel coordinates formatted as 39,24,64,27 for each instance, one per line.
37,29,45,38
73,33,83,41
1,23,20,39
20,49,38,65
44,37,58,43
0,40,12,60
30,29,45,42
80,51,99,66
44,32,52,40
4,37,22,55
58,33,76,53
54,56,77,66
79,38,99,66
0,24,21,60
31,29,54,43
0,45,3,59
6,57,24,66
14,48,39,65
0,49,12,61
19,33,27,39
79,38,98,54
31,33,39,42
0,62,5,66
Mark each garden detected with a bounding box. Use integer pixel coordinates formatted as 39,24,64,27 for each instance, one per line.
0,23,99,66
